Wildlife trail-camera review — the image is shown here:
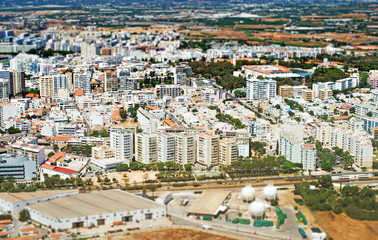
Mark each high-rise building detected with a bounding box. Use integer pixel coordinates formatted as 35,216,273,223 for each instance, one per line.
53,74,69,97
318,88,333,100
110,130,134,165
175,133,196,165
279,129,316,170
154,84,182,99
246,77,276,101
104,70,118,92
219,138,238,165
0,78,9,99
157,133,175,163
81,43,100,58
301,89,315,101
9,71,25,96
40,75,54,98
135,133,158,164
197,132,219,166
73,72,91,93
278,85,293,98
373,127,378,140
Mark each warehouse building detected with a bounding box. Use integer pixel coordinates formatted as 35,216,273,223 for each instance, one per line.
187,190,230,217
0,190,78,214
27,190,166,229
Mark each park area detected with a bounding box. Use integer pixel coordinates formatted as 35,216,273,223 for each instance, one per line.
98,228,239,240
314,212,377,240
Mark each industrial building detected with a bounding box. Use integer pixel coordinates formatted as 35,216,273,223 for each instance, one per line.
0,190,77,214
187,190,230,217
27,190,166,229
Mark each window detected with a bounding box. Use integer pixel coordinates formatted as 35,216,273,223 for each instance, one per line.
122,216,133,222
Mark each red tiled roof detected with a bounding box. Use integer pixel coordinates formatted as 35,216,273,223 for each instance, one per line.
333,116,350,120
40,164,76,175
52,167,77,175
48,152,65,162
51,136,73,142
145,105,159,111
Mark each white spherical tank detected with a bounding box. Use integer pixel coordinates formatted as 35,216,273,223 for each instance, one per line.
240,185,255,202
263,183,278,200
249,201,266,218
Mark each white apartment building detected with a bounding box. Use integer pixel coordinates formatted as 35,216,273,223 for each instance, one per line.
197,132,219,166
246,77,276,101
157,133,175,163
279,130,316,170
315,123,373,168
175,132,196,165
137,108,161,133
135,133,158,164
219,138,238,165
73,72,91,93
110,130,134,165
154,84,182,99
53,74,69,97
312,74,359,96
0,103,24,128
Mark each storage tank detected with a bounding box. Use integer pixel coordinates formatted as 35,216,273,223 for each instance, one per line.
263,183,278,200
240,185,255,202
249,201,266,219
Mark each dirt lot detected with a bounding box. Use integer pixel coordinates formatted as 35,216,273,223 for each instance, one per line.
91,171,158,186
314,212,378,240
99,228,239,240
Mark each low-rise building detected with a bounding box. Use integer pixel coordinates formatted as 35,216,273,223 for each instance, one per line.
27,190,166,229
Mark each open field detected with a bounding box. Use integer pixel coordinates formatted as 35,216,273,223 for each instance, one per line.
314,212,378,240
180,27,378,46
98,228,240,240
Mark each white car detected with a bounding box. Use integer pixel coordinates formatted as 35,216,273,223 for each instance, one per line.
203,225,212,230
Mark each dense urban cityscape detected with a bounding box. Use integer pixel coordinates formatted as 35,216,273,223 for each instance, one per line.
0,0,377,239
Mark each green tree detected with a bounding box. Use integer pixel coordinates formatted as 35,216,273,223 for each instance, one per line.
321,161,333,172
318,175,333,189
19,209,31,222
119,108,127,119
7,127,21,134
48,152,55,158
116,163,129,172
184,164,192,171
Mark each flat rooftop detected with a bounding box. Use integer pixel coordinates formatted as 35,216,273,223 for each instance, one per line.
28,190,164,219
0,190,77,203
187,190,230,216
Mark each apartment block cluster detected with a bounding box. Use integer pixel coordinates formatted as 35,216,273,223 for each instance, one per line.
92,128,239,169
315,119,374,168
